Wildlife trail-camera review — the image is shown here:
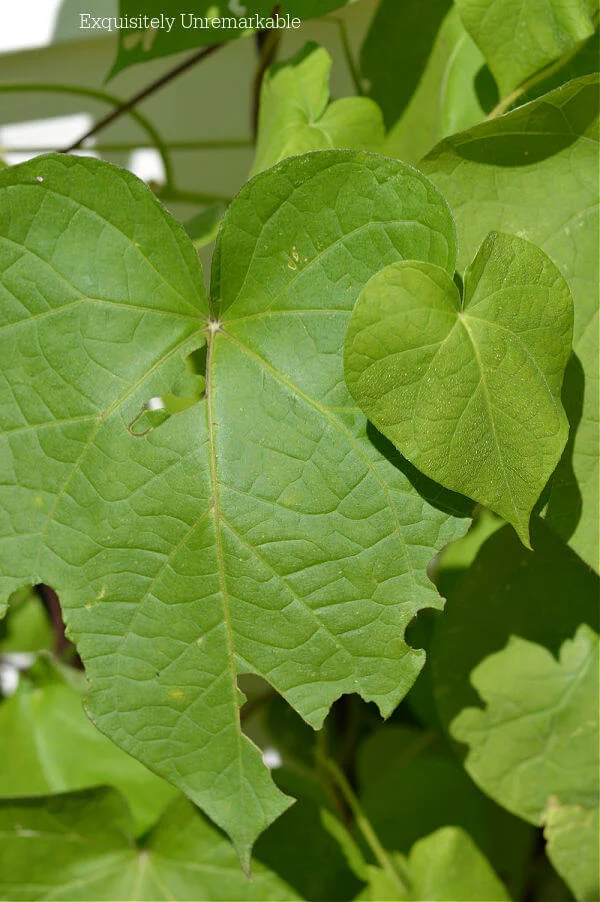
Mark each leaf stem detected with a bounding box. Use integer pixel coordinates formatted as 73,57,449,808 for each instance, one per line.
61,43,222,155
316,747,411,897
0,82,174,188
0,139,252,154
486,28,597,119
251,15,282,137
326,15,364,96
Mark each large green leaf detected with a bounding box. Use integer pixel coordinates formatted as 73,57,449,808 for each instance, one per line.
452,626,599,900
455,0,597,96
345,231,573,546
0,789,299,901
251,43,384,176
422,74,600,569
430,519,599,899
0,654,177,835
0,151,465,864
110,1,354,76
362,0,489,162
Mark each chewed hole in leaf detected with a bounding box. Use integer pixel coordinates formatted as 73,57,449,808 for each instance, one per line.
405,608,440,651
127,346,208,436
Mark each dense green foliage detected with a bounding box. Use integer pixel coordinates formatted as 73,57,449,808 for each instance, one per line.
0,2,598,900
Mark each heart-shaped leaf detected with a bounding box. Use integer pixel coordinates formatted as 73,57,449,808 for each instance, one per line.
345,231,573,546
251,43,384,176
0,150,465,864
421,74,599,569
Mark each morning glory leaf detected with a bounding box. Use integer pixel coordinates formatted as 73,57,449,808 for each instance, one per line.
345,231,573,546
421,74,599,569
403,826,511,901
251,43,384,176
452,627,599,901
110,1,354,76
357,724,532,899
0,789,300,901
455,0,597,96
0,150,465,865
430,518,599,900
355,828,511,901
0,587,53,653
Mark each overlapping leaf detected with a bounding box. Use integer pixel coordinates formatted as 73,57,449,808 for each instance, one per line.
251,43,384,175
0,150,467,863
422,74,600,569
455,0,597,96
362,0,490,163
110,1,354,76
430,519,599,899
345,231,573,546
357,827,510,901
453,626,599,900
0,789,299,901
0,654,177,834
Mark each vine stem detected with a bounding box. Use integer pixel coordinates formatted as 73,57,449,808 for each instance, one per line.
251,17,282,137
325,15,364,96
0,82,174,188
61,43,222,155
316,745,411,897
1,139,252,154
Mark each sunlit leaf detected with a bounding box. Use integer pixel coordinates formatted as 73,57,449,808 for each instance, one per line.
252,43,384,175
455,0,597,96
0,150,466,864
345,231,573,546
422,75,600,569
0,789,299,901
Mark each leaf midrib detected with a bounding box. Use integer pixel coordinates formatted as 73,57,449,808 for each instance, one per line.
221,327,418,592
204,327,247,812
458,314,521,524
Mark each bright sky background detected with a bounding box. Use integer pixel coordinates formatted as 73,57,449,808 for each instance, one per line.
0,0,63,54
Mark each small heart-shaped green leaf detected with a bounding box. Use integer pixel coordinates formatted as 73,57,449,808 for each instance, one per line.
345,231,573,546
